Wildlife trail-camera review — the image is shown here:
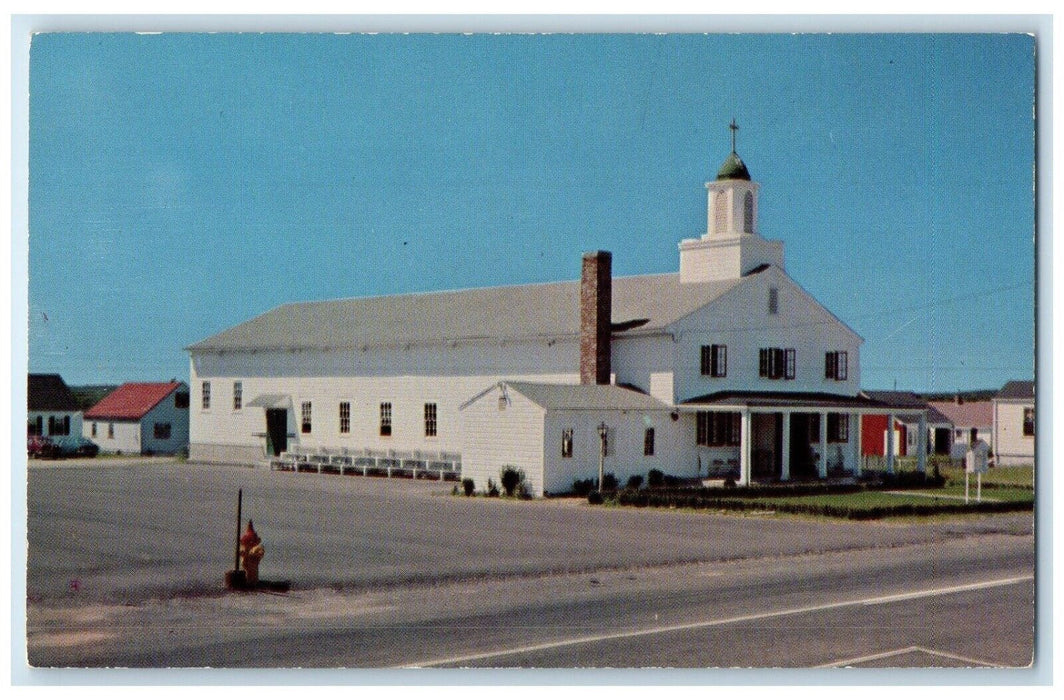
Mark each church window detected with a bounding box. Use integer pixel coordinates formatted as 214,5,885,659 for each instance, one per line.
644,428,655,456
825,351,848,380
561,429,574,458
201,381,211,410
301,402,312,434
743,191,754,233
768,287,779,315
759,348,795,380
380,402,392,437
233,381,243,411
339,402,350,434
713,191,727,232
424,403,438,437
1023,408,1035,436
701,344,727,377
696,411,741,446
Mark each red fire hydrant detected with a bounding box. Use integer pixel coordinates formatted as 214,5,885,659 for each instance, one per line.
239,520,265,586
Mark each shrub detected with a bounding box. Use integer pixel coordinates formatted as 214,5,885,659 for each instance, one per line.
647,469,665,488
588,490,604,505
517,482,533,500
626,474,644,490
602,473,619,492
723,476,737,488
486,478,500,497
500,466,525,497
462,478,475,497
572,478,596,496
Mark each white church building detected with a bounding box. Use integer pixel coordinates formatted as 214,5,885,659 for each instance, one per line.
187,131,916,496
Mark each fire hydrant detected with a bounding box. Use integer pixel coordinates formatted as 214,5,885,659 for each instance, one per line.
239,520,265,586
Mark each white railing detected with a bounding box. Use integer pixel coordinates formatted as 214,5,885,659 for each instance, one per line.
268,445,461,481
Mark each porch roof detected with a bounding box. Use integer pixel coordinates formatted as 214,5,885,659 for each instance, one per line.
678,390,892,412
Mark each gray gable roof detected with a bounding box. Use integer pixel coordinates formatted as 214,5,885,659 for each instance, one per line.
995,380,1035,400
28,374,79,412
504,381,672,411
187,272,745,353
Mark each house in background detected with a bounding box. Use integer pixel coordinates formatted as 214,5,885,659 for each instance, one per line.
27,374,82,440
928,398,993,459
859,391,952,459
83,382,190,455
992,380,1035,466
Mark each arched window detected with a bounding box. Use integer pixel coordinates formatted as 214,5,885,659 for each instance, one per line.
713,191,727,233
743,191,754,233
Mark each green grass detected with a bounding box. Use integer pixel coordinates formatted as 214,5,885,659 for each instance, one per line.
941,465,1034,488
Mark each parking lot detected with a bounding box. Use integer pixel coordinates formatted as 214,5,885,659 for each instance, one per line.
24,460,1036,669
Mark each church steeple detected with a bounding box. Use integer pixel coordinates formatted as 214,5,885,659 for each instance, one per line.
677,121,784,283
716,119,751,181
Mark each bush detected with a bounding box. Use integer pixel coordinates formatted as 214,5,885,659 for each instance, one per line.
500,466,525,497
602,472,619,492
626,474,644,490
572,478,596,497
723,476,737,488
647,469,665,488
587,490,604,505
462,478,475,497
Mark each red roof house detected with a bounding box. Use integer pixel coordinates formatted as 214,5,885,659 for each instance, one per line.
84,382,190,455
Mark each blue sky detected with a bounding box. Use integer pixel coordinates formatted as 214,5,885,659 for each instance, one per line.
27,32,1035,391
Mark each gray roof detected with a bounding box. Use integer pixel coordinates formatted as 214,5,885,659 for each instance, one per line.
28,374,79,412
505,381,672,411
860,390,928,410
995,380,1035,400
187,273,745,353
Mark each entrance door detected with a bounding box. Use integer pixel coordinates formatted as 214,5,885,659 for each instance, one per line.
788,413,817,479
934,427,951,455
265,408,288,456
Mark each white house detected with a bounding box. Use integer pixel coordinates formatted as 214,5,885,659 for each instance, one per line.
992,380,1035,466
187,131,914,495
83,382,190,455
27,374,83,440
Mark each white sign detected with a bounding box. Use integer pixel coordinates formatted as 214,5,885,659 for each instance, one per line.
965,440,990,474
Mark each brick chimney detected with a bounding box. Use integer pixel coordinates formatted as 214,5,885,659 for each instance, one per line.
580,250,612,385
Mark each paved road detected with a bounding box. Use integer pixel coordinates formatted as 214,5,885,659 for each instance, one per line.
25,462,1036,669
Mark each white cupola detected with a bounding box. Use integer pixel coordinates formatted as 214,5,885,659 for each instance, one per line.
679,120,785,283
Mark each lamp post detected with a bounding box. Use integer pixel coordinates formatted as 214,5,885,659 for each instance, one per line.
597,422,608,492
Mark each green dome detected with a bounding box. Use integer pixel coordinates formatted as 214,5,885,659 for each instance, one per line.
716,151,751,181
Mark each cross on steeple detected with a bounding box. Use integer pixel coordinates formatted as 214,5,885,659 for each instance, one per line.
729,118,739,153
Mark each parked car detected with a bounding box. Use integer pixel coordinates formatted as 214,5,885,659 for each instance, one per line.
54,436,100,458
27,435,60,459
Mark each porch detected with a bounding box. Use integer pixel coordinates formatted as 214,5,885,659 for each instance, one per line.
680,391,930,486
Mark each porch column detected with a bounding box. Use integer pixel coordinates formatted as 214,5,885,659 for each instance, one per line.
852,412,862,477
780,412,791,481
886,414,896,474
818,411,828,478
739,409,752,486
917,411,927,474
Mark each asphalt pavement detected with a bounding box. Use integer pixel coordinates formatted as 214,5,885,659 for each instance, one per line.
24,461,1036,670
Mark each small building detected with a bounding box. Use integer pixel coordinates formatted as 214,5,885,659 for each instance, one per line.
27,374,83,440
859,391,950,458
460,381,680,496
928,398,993,459
83,382,190,455
992,380,1035,466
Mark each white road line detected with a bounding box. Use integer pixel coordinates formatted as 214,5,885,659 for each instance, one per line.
399,574,1033,668
816,645,1002,669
